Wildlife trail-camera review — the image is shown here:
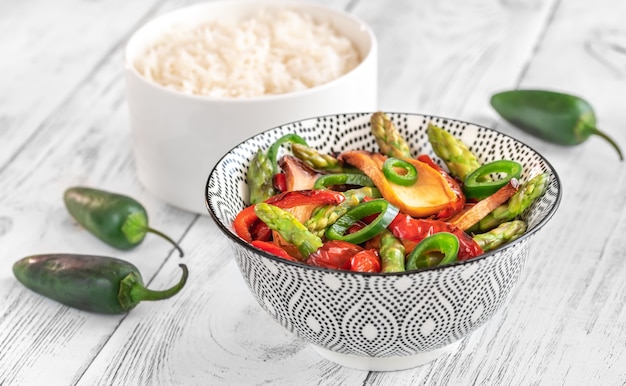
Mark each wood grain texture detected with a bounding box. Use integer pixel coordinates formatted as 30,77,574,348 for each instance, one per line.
1,0,626,384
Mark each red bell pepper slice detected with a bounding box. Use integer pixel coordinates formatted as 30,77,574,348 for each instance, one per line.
251,240,298,262
389,213,483,260
273,173,287,193
233,189,345,242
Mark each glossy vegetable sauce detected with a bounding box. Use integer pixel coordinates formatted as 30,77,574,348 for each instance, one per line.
233,112,548,273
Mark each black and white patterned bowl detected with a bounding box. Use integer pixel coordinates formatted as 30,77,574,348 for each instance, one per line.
205,112,561,371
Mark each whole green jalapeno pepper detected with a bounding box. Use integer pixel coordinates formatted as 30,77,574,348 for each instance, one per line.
12,254,188,314
490,89,623,161
64,187,184,256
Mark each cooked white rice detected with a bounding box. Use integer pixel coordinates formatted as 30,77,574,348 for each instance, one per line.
134,8,361,98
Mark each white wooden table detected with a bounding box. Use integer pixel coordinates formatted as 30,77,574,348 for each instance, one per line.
2,0,626,384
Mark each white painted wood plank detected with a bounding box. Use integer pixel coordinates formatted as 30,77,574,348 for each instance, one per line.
77,217,372,385
0,0,162,169
71,1,563,385
6,0,625,384
0,1,197,384
354,0,558,124
455,0,626,383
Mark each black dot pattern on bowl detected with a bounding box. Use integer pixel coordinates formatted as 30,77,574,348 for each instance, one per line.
206,112,561,357
231,233,530,356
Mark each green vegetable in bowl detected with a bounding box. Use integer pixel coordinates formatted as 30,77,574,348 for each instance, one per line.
382,157,418,186
13,254,188,314
427,123,484,181
64,187,184,256
473,173,549,232
473,220,527,252
371,111,412,159
490,89,623,161
325,199,400,245
463,160,522,200
406,232,460,271
254,202,323,259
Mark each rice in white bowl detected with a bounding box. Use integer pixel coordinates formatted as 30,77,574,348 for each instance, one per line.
134,8,361,98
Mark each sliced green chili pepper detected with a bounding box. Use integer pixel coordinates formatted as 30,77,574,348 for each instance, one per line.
463,160,522,200
326,199,399,244
64,187,184,256
491,89,623,161
313,173,375,190
267,133,309,174
382,157,418,186
12,254,188,314
406,232,459,271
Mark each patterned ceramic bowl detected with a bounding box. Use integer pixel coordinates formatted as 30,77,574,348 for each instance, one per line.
206,112,561,371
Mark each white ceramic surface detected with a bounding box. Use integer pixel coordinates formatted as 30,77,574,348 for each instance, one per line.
125,0,378,214
206,112,562,371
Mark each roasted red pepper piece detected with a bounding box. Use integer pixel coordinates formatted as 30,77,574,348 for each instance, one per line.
389,213,483,260
233,190,345,242
350,249,381,273
251,240,298,261
273,173,287,193
306,240,364,270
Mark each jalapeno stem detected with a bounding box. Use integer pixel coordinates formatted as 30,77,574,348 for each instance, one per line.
591,127,624,161
144,227,185,257
120,264,188,311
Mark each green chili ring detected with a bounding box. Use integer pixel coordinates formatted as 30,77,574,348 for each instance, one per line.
382,157,418,186
463,160,522,200
406,232,460,271
267,133,309,174
326,199,399,244
314,173,375,190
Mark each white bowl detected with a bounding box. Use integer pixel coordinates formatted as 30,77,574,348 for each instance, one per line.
206,112,562,371
125,0,378,214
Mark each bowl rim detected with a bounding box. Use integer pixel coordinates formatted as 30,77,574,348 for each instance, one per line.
123,0,377,103
206,111,563,276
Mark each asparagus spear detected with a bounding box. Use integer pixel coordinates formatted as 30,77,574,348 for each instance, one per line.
379,229,406,273
473,220,527,252
291,143,344,173
254,203,323,258
370,112,412,159
248,149,276,204
304,187,382,237
427,123,483,181
475,173,549,232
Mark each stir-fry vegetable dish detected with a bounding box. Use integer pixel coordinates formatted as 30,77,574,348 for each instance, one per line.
233,112,548,273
